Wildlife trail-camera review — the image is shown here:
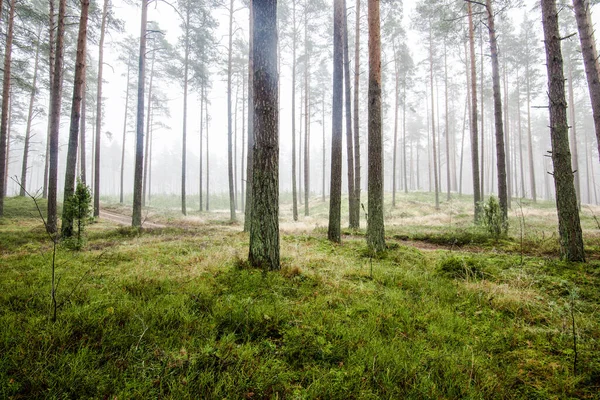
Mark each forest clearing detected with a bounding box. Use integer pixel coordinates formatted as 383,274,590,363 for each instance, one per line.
1,193,599,398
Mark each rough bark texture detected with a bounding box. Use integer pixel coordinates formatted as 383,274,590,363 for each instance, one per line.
79,62,87,186
573,0,600,161
367,0,385,253
20,30,41,197
486,0,508,227
132,0,148,228
47,0,66,233
541,0,585,262
342,0,356,227
244,6,254,231
120,62,131,204
227,0,236,222
352,0,361,227
43,0,55,200
467,2,481,222
94,0,108,217
0,0,15,216
328,0,344,243
248,0,279,270
61,0,90,237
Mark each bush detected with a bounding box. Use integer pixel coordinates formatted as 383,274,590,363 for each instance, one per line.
436,255,486,280
482,196,506,239
63,180,92,250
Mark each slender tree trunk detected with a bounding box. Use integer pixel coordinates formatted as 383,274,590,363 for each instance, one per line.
567,59,581,208
132,0,148,228
43,0,56,200
61,0,90,237
182,9,190,216
444,41,451,201
79,60,87,186
248,0,279,270
206,94,210,211
541,0,585,262
235,80,239,210
142,49,155,207
322,92,326,201
328,0,344,243
148,110,153,203
304,4,311,217
241,72,246,212
486,0,508,228
516,68,526,198
526,54,537,202
199,84,204,211
0,0,15,210
467,2,481,221
291,4,298,221
503,60,512,207
572,0,600,161
353,0,361,227
342,0,356,226
94,0,108,217
46,0,66,233
428,26,439,210
367,0,385,252
227,0,236,222
392,42,399,207
4,93,11,195
120,62,131,204
20,30,41,197
244,6,254,231
402,72,408,194
299,79,303,206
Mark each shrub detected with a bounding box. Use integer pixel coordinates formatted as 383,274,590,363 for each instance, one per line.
436,255,486,280
63,179,92,250
482,196,506,239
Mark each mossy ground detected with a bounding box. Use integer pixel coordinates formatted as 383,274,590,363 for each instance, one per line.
1,193,599,399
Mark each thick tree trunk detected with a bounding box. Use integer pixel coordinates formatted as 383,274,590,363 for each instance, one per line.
467,2,481,221
244,7,254,231
342,0,356,226
132,0,148,227
541,0,585,262
486,0,508,229
367,0,385,253
248,0,279,270
353,0,361,227
120,62,131,204
20,30,41,197
43,0,55,200
61,0,90,237
94,0,108,217
573,0,600,161
227,0,236,222
328,0,344,243
46,0,66,233
0,0,15,215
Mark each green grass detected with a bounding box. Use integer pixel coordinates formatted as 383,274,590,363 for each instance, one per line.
1,194,599,398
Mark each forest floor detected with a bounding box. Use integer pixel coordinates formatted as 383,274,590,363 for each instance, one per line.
1,193,599,399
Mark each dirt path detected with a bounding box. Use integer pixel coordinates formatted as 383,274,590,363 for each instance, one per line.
99,210,166,229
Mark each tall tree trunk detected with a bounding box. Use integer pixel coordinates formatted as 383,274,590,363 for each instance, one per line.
235,80,239,210
142,49,155,207
291,3,298,221
227,0,236,222
526,46,537,202
304,3,311,217
43,0,55,200
353,0,361,227
486,0,508,229
328,0,344,243
206,94,210,211
244,6,254,231
503,59,512,206
248,0,279,270
299,79,303,205
132,0,148,227
342,0,356,226
94,0,108,217
467,2,481,221
367,0,385,253
428,26,439,210
182,8,190,216
61,0,90,237
392,41,399,207
402,71,408,194
241,72,246,212
322,92,326,201
20,29,42,197
567,59,581,207
573,0,600,161
516,68,526,198
79,59,87,186
444,41,451,201
199,84,204,211
120,62,131,204
46,0,66,233
541,0,585,262
0,0,15,212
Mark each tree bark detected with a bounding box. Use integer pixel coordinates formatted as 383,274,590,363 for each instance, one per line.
304,3,311,217
182,7,190,216
444,41,451,201
94,0,109,217
572,0,600,161
142,49,155,207
428,26,439,210
486,0,508,229
206,93,210,211
61,0,90,237
227,0,236,222
353,0,361,227
342,0,356,226
79,58,87,186
367,0,385,253
525,40,537,202
291,2,298,221
244,6,254,231
120,61,131,204
132,0,148,228
467,2,481,221
199,83,204,211
20,28,42,197
0,0,15,215
328,0,344,243
46,0,66,233
541,0,585,262
43,0,55,200
392,40,399,207
248,0,279,270
567,59,581,208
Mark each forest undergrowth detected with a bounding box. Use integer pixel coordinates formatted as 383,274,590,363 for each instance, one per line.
1,194,599,399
